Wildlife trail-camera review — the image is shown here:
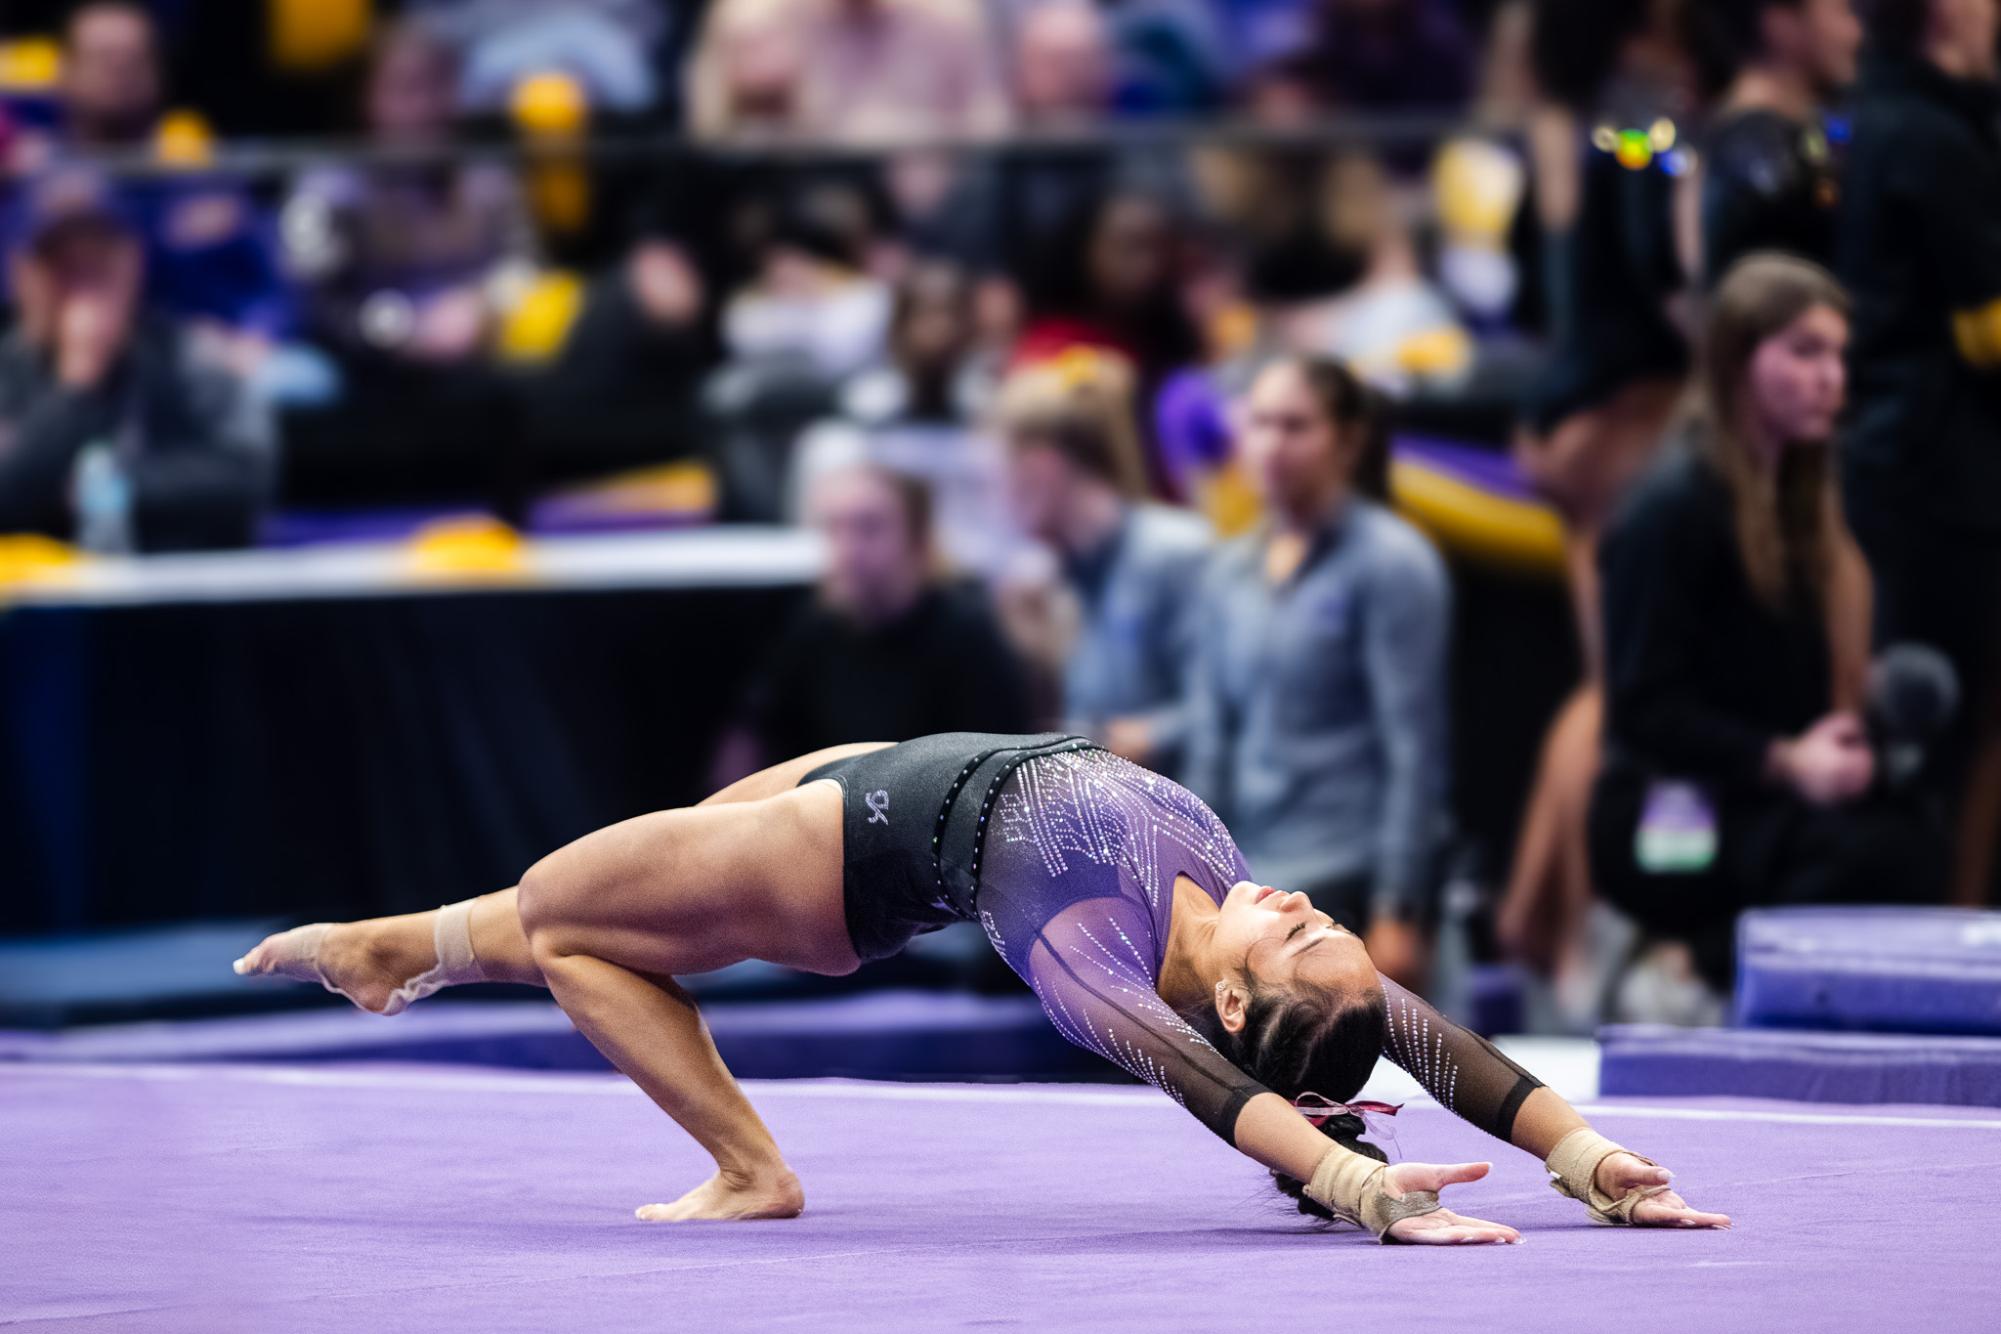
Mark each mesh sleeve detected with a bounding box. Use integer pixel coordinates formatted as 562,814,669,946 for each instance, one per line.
1378,977,1542,1144
1021,898,1267,1144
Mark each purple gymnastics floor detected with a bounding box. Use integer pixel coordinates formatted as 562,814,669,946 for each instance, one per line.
5,1063,1998,1332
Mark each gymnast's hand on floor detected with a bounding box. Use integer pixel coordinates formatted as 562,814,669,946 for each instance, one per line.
1595,1152,1732,1229
1381,1162,1523,1245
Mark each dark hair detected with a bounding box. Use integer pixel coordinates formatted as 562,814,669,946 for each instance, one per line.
1529,0,1653,109
1180,975,1389,1220
1860,0,1930,57
1276,355,1393,503
1682,0,1803,96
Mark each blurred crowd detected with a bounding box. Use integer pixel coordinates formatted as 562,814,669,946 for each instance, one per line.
3,0,2000,1028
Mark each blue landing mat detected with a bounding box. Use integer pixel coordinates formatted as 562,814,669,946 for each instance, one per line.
0,920,1006,1029
0,993,1106,1081
1600,1024,2001,1107
1734,907,2001,1036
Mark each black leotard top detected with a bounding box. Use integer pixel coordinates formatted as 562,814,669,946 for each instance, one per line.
804,735,1543,1148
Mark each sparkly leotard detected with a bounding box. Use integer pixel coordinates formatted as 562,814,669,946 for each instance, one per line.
802,735,1541,1147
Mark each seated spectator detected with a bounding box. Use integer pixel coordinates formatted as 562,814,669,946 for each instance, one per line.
897,7,1175,295
1688,0,1861,286
994,354,1212,772
721,179,895,381
282,19,532,369
839,258,994,428
688,0,1008,144
787,261,1015,574
1011,0,1117,128
1183,355,1452,988
1096,0,1231,114
734,460,1033,764
1014,189,1204,488
1589,255,1947,998
404,0,669,117
1269,152,1474,393
6,3,294,342
0,172,271,551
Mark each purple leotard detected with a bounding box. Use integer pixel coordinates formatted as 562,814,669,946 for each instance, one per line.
804,735,1541,1147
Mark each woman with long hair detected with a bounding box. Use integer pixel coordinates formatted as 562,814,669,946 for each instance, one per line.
234,723,1728,1239
1588,252,1946,987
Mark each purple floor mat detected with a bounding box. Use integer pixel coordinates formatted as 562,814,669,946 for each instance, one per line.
7,1062,1998,1332
1735,907,2001,1035
1600,1024,2001,1106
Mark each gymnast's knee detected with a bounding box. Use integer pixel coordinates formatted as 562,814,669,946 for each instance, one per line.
514,859,572,954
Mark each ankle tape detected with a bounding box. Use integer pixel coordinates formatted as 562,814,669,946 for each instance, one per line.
1303,1147,1441,1241
379,898,485,1016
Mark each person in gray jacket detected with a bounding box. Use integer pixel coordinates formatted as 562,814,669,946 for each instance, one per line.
1183,356,1451,987
997,355,1212,774
0,171,271,552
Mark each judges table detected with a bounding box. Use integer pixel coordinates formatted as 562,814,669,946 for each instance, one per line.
0,530,819,933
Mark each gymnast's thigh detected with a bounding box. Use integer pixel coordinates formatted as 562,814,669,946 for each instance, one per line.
701,742,897,806
517,784,848,975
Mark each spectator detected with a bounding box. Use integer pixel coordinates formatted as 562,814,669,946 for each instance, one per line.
26,3,293,340
1495,0,1698,977
1688,0,1862,285
405,0,669,116
994,354,1212,772
1096,0,1232,114
1836,0,2001,904
720,176,895,381
840,258,994,428
1183,356,1452,988
688,0,1009,144
1014,188,1204,484
1271,152,1474,394
1306,0,1477,117
897,7,1179,297
282,19,532,368
1010,1,1117,128
53,0,159,148
737,461,1033,761
0,171,271,551
785,262,1017,577
1589,254,1945,999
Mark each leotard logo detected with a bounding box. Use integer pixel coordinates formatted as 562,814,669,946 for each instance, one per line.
865,789,891,825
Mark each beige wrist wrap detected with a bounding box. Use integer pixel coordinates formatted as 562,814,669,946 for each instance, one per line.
1303,1148,1442,1241
1544,1127,1668,1224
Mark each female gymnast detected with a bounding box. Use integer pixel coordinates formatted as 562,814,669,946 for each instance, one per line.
236,732,1730,1242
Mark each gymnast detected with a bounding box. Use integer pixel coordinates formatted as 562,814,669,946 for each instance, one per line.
236,732,1730,1241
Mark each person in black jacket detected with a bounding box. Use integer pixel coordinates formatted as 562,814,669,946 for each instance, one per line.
1496,0,1699,976
1590,253,1946,986
0,170,271,552
736,459,1033,762
1836,0,2001,904
1688,0,1862,285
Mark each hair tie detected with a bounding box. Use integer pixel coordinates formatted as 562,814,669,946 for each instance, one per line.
1291,1091,1402,1128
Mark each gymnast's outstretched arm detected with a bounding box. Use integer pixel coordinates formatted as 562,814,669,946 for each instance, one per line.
1020,904,1520,1243
1377,977,1730,1227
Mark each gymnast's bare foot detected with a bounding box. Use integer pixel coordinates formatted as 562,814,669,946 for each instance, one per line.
635,1168,804,1222
232,918,436,1016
